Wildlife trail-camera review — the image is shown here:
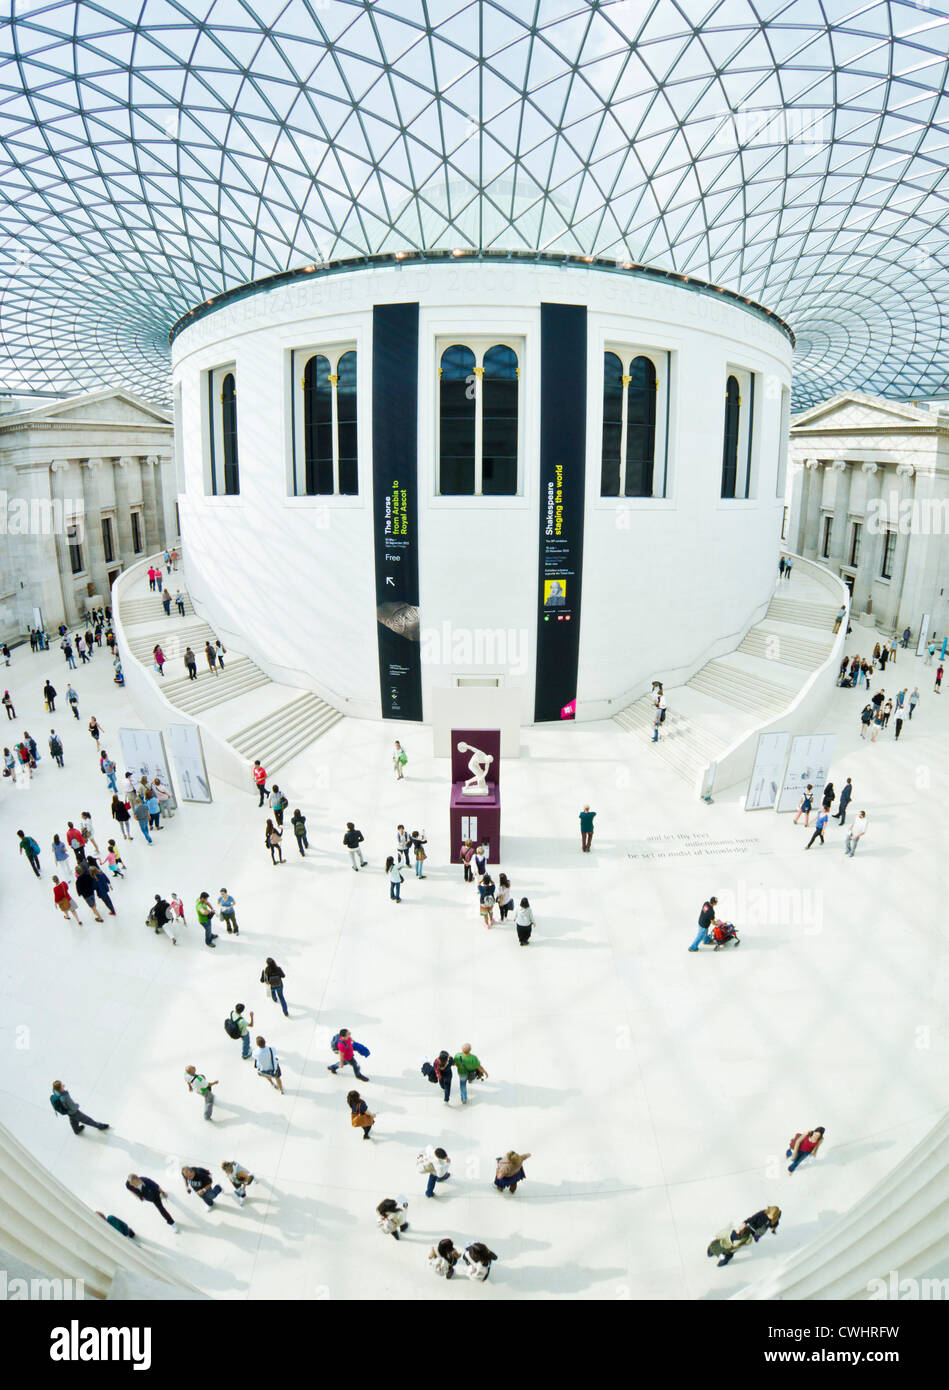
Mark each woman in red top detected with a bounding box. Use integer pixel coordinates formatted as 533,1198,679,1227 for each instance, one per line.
460,839,476,883
52,876,81,924
787,1127,825,1173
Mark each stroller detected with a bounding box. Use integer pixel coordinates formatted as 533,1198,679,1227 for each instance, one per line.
711,919,740,950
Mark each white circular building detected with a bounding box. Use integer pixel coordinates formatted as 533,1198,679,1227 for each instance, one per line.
172,254,793,725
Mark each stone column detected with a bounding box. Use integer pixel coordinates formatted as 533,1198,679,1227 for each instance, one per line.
112,457,136,562
81,458,108,599
802,458,823,558
140,455,161,553
829,459,851,569
857,461,884,619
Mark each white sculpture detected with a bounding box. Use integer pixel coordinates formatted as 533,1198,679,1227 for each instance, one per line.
457,741,493,796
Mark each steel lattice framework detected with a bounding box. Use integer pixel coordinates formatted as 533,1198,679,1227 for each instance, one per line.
1,0,949,406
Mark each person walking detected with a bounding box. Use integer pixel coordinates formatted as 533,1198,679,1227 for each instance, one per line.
214,640,226,669
183,647,197,681
494,1150,531,1195
101,753,118,792
328,1028,370,1081
49,730,64,767
778,555,786,579
17,829,41,878
478,873,496,927
434,1050,454,1104
845,810,868,857
652,691,667,742
175,590,186,616
79,811,100,855
497,873,514,922
66,684,79,719
392,740,407,779
182,1166,223,1209
462,1243,498,1283
821,782,835,813
195,892,218,947
793,786,813,825
169,892,186,929
88,716,102,750
253,759,268,805
1,689,14,721
253,1036,284,1094
935,662,944,694
882,697,893,727
290,808,308,855
130,797,153,844
126,1175,177,1231
835,777,853,825
579,804,596,852
871,705,885,742
908,687,920,719
787,1127,825,1173
52,875,82,924
74,862,104,922
347,1090,374,1139
833,604,845,633
265,819,284,864
161,590,172,617
343,821,367,869
859,702,874,738
386,854,403,903
688,896,718,952
148,895,177,945
712,1207,781,1267
396,824,411,868
418,1146,451,1198
514,896,535,945
89,865,117,917
184,1066,217,1121
410,828,427,878
49,1079,109,1135
261,958,289,1015
104,841,126,878
226,1004,254,1059
221,1161,254,1204
43,679,57,712
62,640,76,670
460,838,476,882
377,1199,410,1240
111,793,132,840
428,1238,461,1275
925,641,935,666
153,644,166,675
804,807,829,849
894,710,904,740
268,784,288,827
453,1044,488,1104
217,888,239,934
51,833,70,872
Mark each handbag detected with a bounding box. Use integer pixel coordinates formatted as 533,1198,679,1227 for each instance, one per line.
351,1109,375,1129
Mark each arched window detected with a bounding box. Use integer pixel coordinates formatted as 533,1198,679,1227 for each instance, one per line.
600,351,623,497
481,344,518,495
438,345,476,495
336,349,358,495
721,374,740,498
625,355,656,497
221,371,240,494
303,354,334,495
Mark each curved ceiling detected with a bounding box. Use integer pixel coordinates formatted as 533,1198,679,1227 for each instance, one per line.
1,0,949,407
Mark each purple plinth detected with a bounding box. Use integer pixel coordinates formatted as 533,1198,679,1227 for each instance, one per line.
450,729,501,863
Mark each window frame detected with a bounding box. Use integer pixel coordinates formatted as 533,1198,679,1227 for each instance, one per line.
721,364,757,500
880,527,897,580
290,342,360,497
130,509,143,555
203,363,240,499
822,515,833,558
849,520,862,567
434,335,523,498
101,514,115,564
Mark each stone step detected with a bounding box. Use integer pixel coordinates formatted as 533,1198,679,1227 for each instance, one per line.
228,692,343,773
687,659,791,717
766,597,839,631
120,595,196,625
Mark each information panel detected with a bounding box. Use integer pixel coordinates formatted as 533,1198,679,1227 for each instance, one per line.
166,723,212,802
534,302,587,722
372,301,422,721
776,733,836,813
745,731,791,810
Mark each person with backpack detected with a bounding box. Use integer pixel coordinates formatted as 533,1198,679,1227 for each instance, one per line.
195,891,218,947
418,1146,452,1198
514,897,535,945
377,1198,410,1239
269,784,288,827
386,854,403,903
347,1090,374,1139
290,808,308,855
793,785,814,825
463,1243,498,1282
48,729,64,767
17,829,41,878
410,828,427,878
100,752,118,791
254,1036,284,1094
428,1237,461,1276
494,1150,531,1195
226,1003,254,1059
804,806,829,850
392,740,407,779
221,1161,254,1205
253,759,268,805
343,821,367,869
184,1066,217,1121
50,1079,109,1135
328,1028,370,1081
787,1127,825,1173
396,824,411,867
453,1044,488,1104
478,873,497,927
261,958,289,1015
688,896,718,952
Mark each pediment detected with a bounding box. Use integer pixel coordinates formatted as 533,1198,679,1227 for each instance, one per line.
4,388,171,429
791,392,933,434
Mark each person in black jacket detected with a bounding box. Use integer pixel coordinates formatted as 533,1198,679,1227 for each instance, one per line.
182,1165,222,1207
343,821,367,870
261,957,288,1015
835,777,853,825
434,1050,454,1104
688,896,718,952
126,1174,177,1230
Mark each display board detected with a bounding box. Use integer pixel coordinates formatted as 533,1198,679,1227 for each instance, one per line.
117,727,172,791
165,723,212,802
534,301,587,722
916,613,931,658
372,301,422,721
776,733,836,813
745,731,791,810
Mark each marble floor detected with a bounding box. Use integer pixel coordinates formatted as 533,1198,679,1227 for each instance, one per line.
1,615,946,1300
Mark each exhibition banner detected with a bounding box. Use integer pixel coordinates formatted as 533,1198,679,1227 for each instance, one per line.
776,733,837,813
916,613,931,658
746,731,791,810
534,301,587,721
372,301,422,721
166,723,212,802
118,727,172,792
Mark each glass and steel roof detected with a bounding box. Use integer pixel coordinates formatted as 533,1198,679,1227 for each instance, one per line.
1,0,948,406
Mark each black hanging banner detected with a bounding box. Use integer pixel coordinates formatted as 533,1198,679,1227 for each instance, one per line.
534,301,587,721
372,301,423,721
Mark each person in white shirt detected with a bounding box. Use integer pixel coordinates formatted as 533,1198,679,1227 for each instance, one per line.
514,896,535,945
652,692,667,743
845,810,867,857
253,1036,284,1094
377,1198,409,1239
428,1238,460,1276
417,1145,451,1198
462,1242,498,1282
79,811,99,855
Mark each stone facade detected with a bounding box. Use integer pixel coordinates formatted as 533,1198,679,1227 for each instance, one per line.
0,389,176,637
788,392,949,641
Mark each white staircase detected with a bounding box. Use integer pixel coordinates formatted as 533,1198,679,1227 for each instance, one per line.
158,655,273,715
614,697,727,786
228,692,343,774
120,592,196,624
